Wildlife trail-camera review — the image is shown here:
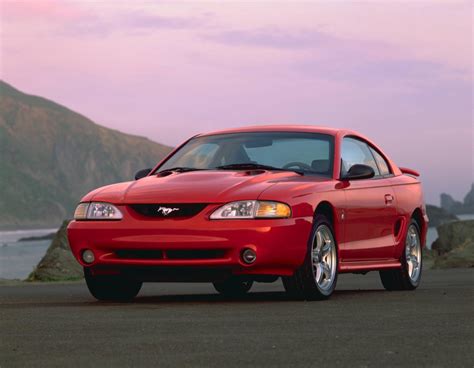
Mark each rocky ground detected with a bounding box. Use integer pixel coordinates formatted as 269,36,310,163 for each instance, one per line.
429,220,474,269
27,221,82,281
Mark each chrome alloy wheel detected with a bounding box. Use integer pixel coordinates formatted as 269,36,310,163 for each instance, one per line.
405,224,422,283
311,225,337,293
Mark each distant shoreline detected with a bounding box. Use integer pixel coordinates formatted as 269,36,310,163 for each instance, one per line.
18,233,56,242
0,224,62,232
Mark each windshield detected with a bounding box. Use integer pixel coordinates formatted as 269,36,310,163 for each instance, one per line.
157,132,335,176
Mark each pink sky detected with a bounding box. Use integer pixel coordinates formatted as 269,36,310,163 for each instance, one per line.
1,1,472,204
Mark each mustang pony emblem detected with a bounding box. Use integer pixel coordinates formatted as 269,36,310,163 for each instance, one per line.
157,206,180,216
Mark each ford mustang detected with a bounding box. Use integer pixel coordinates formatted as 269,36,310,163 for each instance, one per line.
67,126,428,301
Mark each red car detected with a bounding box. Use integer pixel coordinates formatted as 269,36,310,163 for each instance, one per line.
68,126,428,301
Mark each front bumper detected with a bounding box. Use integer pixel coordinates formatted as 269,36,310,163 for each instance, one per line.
67,207,312,278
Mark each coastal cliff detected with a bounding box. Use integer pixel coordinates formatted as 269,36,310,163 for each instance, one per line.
425,205,458,227
27,221,82,281
440,184,474,215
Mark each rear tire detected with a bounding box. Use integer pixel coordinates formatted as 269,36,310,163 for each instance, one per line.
84,268,142,302
213,277,253,297
282,214,338,300
380,220,423,291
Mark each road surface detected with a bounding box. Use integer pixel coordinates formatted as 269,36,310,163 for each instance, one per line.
1,269,473,367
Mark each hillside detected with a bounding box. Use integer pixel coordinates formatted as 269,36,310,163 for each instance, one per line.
0,81,172,228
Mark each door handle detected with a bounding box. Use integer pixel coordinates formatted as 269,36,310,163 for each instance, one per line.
385,194,394,205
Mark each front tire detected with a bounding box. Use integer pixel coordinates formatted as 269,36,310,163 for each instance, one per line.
380,220,423,291
213,277,253,297
282,214,338,300
84,268,142,302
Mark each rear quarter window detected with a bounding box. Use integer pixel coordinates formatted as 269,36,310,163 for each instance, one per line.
369,147,391,176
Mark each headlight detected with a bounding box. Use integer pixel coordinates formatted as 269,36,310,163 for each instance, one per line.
210,200,291,219
73,202,123,220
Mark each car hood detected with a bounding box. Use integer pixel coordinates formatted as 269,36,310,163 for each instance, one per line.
84,170,307,204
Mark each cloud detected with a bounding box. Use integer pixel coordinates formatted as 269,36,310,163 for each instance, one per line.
58,15,113,37
122,13,204,30
204,27,471,85
295,57,468,85
204,28,339,49
60,11,211,38
1,0,88,21
2,1,209,38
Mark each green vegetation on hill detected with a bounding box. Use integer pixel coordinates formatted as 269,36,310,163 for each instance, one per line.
0,81,172,228
430,220,474,269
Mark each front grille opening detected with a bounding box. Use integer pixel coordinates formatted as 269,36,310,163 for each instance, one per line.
129,203,208,218
116,250,164,260
114,249,227,260
166,249,227,260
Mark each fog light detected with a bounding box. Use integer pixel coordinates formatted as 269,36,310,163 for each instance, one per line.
82,249,95,264
242,249,256,264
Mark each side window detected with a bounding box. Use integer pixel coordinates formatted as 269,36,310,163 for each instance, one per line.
341,138,380,177
369,147,391,176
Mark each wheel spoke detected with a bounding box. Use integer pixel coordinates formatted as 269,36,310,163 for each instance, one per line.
321,242,331,256
316,231,323,252
315,264,323,284
321,263,331,279
312,249,319,263
322,231,331,244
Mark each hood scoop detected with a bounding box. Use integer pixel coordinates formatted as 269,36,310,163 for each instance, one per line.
155,169,267,178
237,169,267,176
119,168,289,204
156,171,174,178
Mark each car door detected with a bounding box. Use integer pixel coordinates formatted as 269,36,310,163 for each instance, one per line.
340,137,397,261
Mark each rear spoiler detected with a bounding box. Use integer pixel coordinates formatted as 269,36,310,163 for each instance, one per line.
399,167,420,177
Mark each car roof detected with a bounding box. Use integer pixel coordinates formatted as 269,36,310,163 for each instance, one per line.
197,125,356,137
195,125,401,176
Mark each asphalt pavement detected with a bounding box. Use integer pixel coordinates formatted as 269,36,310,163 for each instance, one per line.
1,269,473,367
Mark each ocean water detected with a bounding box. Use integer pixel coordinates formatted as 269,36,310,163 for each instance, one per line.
0,229,57,280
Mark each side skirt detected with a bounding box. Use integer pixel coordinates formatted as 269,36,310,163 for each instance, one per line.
339,259,401,273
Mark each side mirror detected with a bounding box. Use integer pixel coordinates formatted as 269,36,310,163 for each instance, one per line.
134,168,152,180
342,164,375,181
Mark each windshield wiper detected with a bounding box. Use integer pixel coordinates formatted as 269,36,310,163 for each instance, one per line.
216,163,304,175
157,167,205,174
